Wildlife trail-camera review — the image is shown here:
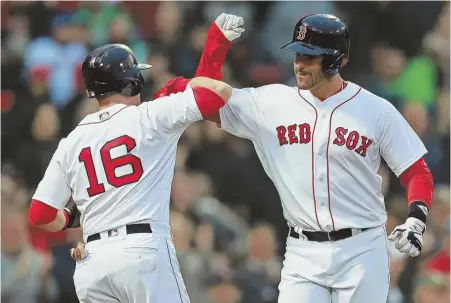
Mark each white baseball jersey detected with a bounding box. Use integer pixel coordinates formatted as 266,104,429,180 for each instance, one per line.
32,85,202,239
219,81,427,232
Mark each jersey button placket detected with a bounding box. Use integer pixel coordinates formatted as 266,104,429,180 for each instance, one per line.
312,112,332,231
317,158,330,231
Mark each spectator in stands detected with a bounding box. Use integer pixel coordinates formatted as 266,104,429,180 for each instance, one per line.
1,65,50,168
234,223,280,303
71,2,132,48
424,209,450,277
107,14,148,63
140,46,174,101
15,102,61,188
1,173,29,213
422,3,450,91
23,11,87,109
1,211,59,303
2,5,30,66
413,270,450,303
205,277,242,303
171,211,219,303
428,185,450,250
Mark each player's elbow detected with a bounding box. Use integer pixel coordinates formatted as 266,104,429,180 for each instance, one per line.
190,77,232,102
211,81,232,102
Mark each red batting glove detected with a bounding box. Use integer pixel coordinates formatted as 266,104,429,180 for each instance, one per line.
152,76,190,100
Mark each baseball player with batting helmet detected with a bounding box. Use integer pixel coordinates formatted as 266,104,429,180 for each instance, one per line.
28,42,234,302
157,13,434,303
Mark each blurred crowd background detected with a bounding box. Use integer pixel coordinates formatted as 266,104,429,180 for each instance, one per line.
1,1,450,303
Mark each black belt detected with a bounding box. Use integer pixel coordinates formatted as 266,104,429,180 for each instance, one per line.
289,226,369,242
87,224,152,243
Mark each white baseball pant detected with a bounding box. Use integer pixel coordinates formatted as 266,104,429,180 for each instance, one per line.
73,222,190,303
278,225,390,303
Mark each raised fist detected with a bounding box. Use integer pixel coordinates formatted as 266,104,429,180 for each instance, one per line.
214,13,245,41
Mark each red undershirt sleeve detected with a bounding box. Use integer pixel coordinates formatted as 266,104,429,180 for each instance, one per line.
195,22,231,80
399,157,433,207
192,86,226,118
29,199,68,226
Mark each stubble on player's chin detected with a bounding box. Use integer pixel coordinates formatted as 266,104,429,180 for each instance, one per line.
302,72,328,91
295,71,327,91
297,79,318,91
295,75,313,90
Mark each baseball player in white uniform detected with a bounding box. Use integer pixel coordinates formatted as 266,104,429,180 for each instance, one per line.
158,13,434,303
28,43,234,303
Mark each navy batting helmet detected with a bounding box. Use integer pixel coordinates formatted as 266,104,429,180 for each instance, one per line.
281,14,350,75
81,44,152,99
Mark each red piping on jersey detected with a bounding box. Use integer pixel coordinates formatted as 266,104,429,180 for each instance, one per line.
298,90,322,231
382,225,391,302
78,106,131,127
325,88,362,231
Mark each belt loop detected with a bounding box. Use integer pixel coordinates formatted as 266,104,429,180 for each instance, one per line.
295,226,302,235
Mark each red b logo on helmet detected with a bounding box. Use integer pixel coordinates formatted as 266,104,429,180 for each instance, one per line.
297,26,307,41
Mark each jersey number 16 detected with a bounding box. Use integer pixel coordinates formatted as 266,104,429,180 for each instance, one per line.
79,135,144,197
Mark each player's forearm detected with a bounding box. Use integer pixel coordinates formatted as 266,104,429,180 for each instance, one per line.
189,77,232,118
193,21,233,124
399,157,433,224
36,211,67,232
189,77,232,101
194,22,231,80
28,199,77,232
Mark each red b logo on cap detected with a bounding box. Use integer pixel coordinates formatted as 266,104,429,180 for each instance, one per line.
297,26,307,41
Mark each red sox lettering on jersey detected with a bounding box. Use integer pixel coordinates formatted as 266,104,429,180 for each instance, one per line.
219,82,427,232
276,124,373,157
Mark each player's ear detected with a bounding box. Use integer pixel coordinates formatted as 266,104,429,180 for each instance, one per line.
340,56,348,68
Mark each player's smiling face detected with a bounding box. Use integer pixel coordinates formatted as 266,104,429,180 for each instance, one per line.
293,53,326,90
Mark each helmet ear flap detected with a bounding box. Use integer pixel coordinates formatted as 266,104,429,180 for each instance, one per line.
322,53,345,75
120,71,144,97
